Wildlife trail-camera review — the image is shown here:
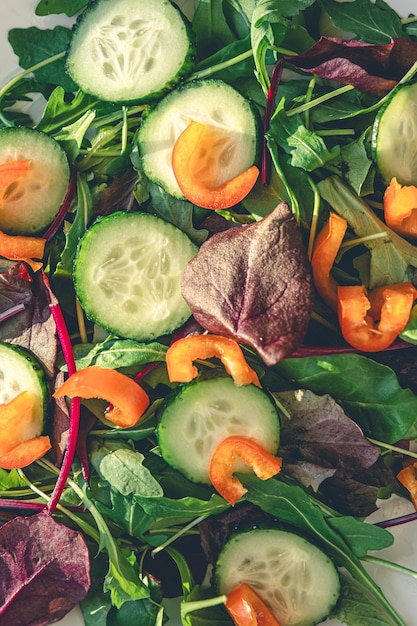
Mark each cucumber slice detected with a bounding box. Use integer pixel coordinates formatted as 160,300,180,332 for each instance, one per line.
138,79,259,199
0,127,70,235
66,0,196,103
372,81,417,186
73,211,198,341
157,377,280,484
0,342,50,436
215,528,340,626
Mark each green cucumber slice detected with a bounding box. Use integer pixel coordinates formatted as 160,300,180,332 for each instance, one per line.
66,0,196,103
157,376,280,484
73,211,198,341
0,342,50,436
372,81,417,186
138,79,259,199
215,528,340,626
0,127,70,235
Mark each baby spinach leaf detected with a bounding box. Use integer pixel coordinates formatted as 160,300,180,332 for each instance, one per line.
0,510,90,625
8,26,76,92
192,0,236,60
181,203,314,365
68,337,167,371
275,353,417,442
319,0,404,43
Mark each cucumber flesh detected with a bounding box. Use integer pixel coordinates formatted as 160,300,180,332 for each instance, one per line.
0,127,70,235
215,528,340,626
157,377,280,484
66,0,195,103
73,211,197,341
138,79,258,198
0,342,49,437
372,82,417,186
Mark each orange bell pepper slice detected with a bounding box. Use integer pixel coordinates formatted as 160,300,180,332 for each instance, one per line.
311,212,347,310
0,391,51,469
337,282,417,352
172,120,259,210
383,177,417,239
209,435,282,505
397,463,417,510
53,365,150,428
0,159,31,193
0,229,46,272
225,583,281,626
166,334,261,387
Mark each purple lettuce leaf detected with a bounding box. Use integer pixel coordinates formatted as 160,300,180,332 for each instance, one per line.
0,510,90,626
0,264,58,377
285,37,417,97
181,203,314,365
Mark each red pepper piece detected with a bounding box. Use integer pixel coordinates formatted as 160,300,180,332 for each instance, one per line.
172,120,259,210
53,365,150,428
311,212,347,310
0,229,46,271
225,583,282,626
209,435,282,505
0,392,51,469
166,334,261,387
0,159,31,192
337,282,417,352
383,177,417,239
397,463,417,510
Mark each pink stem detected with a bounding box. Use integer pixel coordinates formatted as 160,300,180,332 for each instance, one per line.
43,168,77,244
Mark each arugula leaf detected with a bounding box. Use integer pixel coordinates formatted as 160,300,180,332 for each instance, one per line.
319,0,404,43
268,99,340,172
8,26,76,92
275,353,417,442
318,175,417,287
193,0,236,60
135,493,229,520
327,516,394,557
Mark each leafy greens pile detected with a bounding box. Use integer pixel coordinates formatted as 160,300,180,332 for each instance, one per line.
1,1,417,626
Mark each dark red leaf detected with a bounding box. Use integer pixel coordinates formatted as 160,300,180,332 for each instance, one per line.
0,510,90,626
285,37,417,97
181,203,314,365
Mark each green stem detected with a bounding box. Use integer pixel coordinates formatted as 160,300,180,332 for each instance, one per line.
368,439,417,460
189,49,253,81
181,594,227,620
152,514,208,556
288,84,355,117
362,554,417,580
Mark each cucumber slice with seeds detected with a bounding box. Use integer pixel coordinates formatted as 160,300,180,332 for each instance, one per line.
0,342,50,436
66,0,196,103
0,127,70,235
372,81,417,186
138,79,259,198
157,377,280,484
215,528,340,626
73,211,198,341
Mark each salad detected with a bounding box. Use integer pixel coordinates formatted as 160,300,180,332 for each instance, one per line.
1,1,417,625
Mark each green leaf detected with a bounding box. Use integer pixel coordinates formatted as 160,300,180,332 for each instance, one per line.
193,0,236,60
327,516,394,557
135,493,229,520
319,0,404,44
318,175,417,288
58,172,92,274
90,440,164,498
106,596,162,626
37,88,107,135
268,100,340,172
35,0,89,16
104,548,150,608
8,26,76,92
275,353,417,442
0,468,27,490
69,337,167,371
54,109,96,162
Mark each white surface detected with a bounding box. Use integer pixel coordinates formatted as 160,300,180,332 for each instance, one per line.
1,1,417,625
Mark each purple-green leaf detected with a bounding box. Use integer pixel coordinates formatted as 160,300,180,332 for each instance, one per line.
181,203,314,365
0,510,90,625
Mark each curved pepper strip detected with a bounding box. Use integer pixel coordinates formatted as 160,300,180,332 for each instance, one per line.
311,212,347,310
337,282,417,352
0,391,51,470
209,435,282,505
397,463,417,510
172,120,259,210
53,365,150,428
166,334,261,387
383,177,417,239
225,583,282,626
0,230,46,272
